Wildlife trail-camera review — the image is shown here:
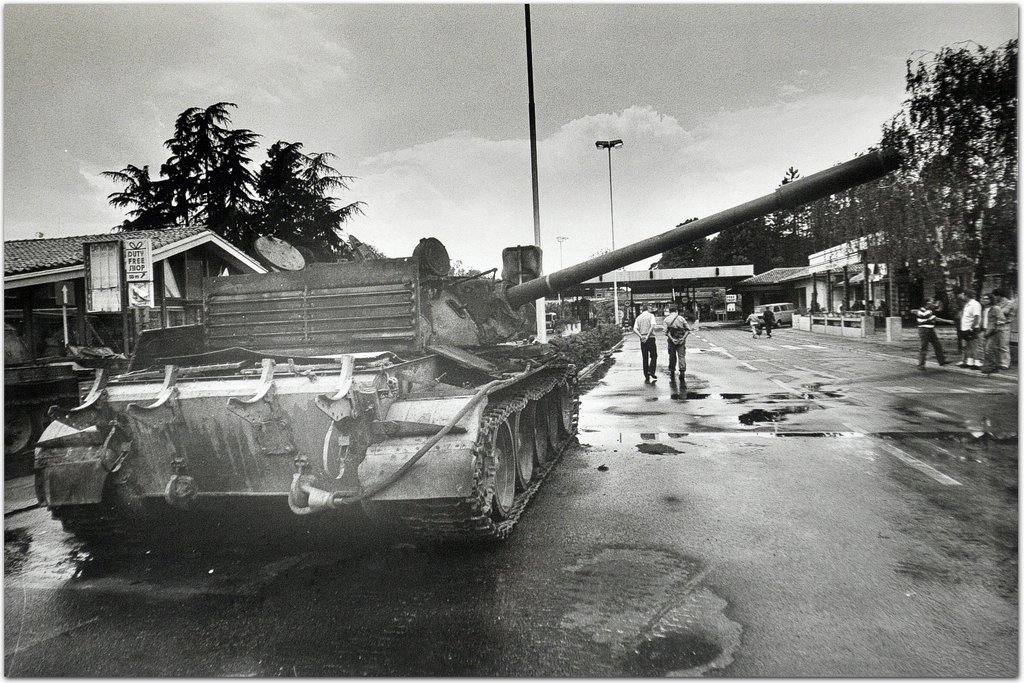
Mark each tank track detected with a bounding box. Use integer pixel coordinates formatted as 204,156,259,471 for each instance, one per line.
362,363,580,542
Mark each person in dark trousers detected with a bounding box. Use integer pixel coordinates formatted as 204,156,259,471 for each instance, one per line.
914,299,952,368
663,305,691,386
632,303,658,382
761,307,776,338
980,293,1007,374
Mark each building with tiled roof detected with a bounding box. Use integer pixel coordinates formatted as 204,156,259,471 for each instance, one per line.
4,227,266,359
730,237,893,314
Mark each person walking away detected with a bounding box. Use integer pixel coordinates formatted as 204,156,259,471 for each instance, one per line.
980,293,1006,374
993,288,1016,369
633,304,658,382
762,307,776,338
663,305,691,385
745,311,761,338
914,299,952,368
958,290,983,369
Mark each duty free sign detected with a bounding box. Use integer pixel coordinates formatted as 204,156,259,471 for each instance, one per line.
124,239,155,308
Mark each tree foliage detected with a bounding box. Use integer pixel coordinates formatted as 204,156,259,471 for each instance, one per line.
656,39,1016,293
104,103,365,260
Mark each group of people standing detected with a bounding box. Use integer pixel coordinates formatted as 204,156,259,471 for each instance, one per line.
632,303,692,387
915,288,1015,374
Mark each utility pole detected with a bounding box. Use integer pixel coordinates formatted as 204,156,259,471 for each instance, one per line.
525,4,546,342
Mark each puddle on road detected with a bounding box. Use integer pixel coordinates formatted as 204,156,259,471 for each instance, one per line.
580,431,868,449
636,443,683,455
622,631,722,676
560,547,741,676
604,407,668,417
738,405,818,425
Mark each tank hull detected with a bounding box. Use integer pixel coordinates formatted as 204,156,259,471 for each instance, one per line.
35,354,579,543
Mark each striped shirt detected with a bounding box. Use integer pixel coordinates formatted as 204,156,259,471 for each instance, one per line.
915,307,936,328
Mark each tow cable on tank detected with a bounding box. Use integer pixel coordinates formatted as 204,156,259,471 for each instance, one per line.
287,368,530,515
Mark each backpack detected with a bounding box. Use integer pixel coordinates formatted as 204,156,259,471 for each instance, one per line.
665,313,689,343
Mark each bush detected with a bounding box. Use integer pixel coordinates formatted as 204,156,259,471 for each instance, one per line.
549,322,623,370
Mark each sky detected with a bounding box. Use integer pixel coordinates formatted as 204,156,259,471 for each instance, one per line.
3,3,1018,273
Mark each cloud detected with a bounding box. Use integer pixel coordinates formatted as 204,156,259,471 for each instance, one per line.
155,6,351,105
347,96,895,274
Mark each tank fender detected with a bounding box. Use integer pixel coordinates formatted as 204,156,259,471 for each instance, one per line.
35,422,131,507
357,395,486,500
36,445,116,506
34,368,132,507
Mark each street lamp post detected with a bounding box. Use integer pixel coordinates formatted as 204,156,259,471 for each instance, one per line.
555,236,568,304
595,139,623,325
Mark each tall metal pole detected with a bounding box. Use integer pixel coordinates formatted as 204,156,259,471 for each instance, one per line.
595,140,623,325
524,4,546,342
556,236,568,305
606,146,618,325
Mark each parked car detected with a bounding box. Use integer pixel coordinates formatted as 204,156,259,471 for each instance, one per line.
754,302,797,326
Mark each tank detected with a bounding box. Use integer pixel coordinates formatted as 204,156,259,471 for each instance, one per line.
33,150,899,543
4,325,80,460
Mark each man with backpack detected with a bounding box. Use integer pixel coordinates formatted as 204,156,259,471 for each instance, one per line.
663,304,692,386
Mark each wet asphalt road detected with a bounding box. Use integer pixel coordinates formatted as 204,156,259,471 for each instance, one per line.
5,325,1018,676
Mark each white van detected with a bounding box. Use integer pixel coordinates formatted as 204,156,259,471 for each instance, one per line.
754,303,797,326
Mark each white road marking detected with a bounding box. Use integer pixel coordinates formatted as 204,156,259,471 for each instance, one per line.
769,378,802,395
878,442,962,486
740,362,759,371
804,345,827,349
789,365,842,379
782,345,803,349
760,345,778,350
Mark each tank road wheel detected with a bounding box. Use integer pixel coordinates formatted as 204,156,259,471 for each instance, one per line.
554,382,576,438
513,404,536,490
529,400,552,467
489,421,516,520
5,406,35,456
542,391,562,451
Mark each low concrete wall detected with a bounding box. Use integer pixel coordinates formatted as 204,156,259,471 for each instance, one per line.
803,313,875,338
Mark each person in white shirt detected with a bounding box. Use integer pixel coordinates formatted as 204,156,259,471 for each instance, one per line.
958,290,983,368
663,305,691,385
632,304,658,382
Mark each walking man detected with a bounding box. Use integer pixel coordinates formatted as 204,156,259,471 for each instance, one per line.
993,288,1015,369
762,307,776,338
914,299,951,368
958,290,983,369
633,304,658,382
981,293,1007,374
663,304,691,385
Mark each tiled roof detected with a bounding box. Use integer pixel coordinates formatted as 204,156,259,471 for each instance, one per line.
735,267,810,287
4,226,209,276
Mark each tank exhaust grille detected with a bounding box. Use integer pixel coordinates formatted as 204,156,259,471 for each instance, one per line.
204,259,422,356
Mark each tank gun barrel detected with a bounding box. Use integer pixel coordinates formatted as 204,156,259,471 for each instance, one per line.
505,149,900,308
